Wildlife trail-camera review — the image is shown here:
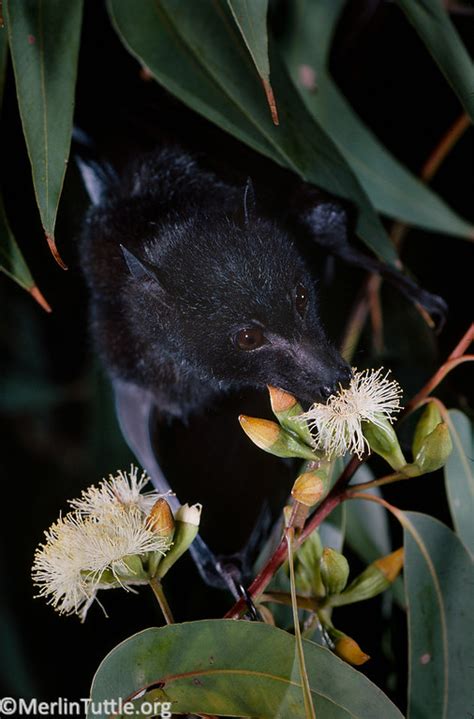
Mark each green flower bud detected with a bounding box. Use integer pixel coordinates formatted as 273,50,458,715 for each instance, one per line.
239,415,318,461
290,531,324,596
362,416,407,470
268,385,314,446
330,548,404,607
320,547,350,595
412,402,442,458
412,422,453,474
115,554,148,582
156,503,202,579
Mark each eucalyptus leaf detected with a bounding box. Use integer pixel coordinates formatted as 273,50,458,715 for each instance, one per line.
280,0,473,238
0,194,35,293
90,620,404,719
320,502,346,553
345,466,391,562
4,0,83,265
107,0,397,265
227,0,278,124
401,511,474,719
0,29,41,299
396,0,474,122
445,409,474,555
0,26,7,113
345,466,405,607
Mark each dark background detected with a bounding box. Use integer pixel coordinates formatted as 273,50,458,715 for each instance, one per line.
0,0,472,712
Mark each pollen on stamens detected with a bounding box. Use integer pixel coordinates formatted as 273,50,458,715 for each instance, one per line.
31,466,172,621
299,368,403,459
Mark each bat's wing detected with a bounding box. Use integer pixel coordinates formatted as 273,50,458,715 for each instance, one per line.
291,185,447,330
112,378,244,598
113,379,176,506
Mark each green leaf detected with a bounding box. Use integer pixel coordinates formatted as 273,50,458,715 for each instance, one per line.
345,466,405,607
401,511,474,719
107,0,397,265
4,0,83,266
227,0,278,124
90,619,404,719
279,0,473,238
0,28,47,307
396,0,474,123
345,466,391,562
320,502,346,553
0,194,34,293
445,410,474,555
0,26,8,114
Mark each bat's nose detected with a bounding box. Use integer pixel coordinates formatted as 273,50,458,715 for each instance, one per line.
320,384,335,401
319,366,352,401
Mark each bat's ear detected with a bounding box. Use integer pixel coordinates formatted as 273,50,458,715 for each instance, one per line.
72,128,118,206
235,177,256,227
120,245,163,286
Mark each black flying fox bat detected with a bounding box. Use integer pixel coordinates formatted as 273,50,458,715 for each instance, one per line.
77,142,445,593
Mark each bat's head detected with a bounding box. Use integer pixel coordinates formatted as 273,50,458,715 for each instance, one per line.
118,215,350,408
79,147,351,413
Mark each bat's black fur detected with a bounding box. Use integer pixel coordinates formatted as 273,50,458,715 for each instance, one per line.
80,144,353,420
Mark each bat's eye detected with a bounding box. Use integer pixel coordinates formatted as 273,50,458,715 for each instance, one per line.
294,283,308,316
234,326,265,351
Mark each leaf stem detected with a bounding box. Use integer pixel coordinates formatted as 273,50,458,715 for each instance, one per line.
260,591,319,612
149,576,174,625
347,471,406,492
286,527,316,719
403,353,474,416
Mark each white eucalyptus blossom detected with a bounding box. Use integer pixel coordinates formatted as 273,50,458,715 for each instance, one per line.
299,368,402,459
32,467,172,621
69,465,166,517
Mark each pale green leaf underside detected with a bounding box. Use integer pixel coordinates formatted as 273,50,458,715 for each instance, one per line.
90,619,404,719
445,410,474,555
402,511,474,719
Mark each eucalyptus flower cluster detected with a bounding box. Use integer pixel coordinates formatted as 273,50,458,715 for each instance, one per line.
32,466,201,621
239,369,452,504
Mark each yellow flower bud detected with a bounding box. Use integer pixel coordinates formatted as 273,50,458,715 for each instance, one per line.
239,415,318,461
333,635,370,666
268,385,298,413
320,547,350,595
291,472,325,507
146,499,176,578
412,402,442,458
268,385,314,446
362,417,407,470
374,547,404,583
146,498,175,538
